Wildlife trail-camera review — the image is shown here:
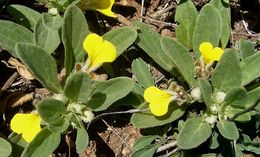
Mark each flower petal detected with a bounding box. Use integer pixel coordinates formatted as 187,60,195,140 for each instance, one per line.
211,47,224,62
144,86,172,116
86,0,115,17
83,33,103,62
149,97,172,116
91,40,117,68
83,33,117,71
199,42,213,64
144,86,170,102
97,0,115,17
10,113,41,142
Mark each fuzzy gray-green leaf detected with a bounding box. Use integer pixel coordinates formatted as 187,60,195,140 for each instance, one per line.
0,20,33,57
64,72,92,103
192,4,222,58
103,26,137,56
132,58,154,89
161,36,196,87
34,15,61,54
198,78,212,108
37,98,66,124
21,128,60,157
175,0,198,49
7,4,41,30
211,49,242,92
76,127,89,154
0,138,12,157
241,52,260,85
133,21,175,72
210,0,231,48
239,38,255,59
216,121,239,140
87,77,134,111
62,5,89,74
177,117,212,149
15,43,62,93
132,142,163,157
131,102,185,128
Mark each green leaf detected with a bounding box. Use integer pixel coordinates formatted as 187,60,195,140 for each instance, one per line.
239,38,255,59
161,36,196,87
132,58,154,88
21,128,61,157
211,49,242,92
76,126,89,154
62,5,89,74
246,87,260,111
132,142,163,157
34,14,61,54
133,21,175,72
87,77,134,111
225,106,251,122
192,4,222,58
175,0,198,49
113,83,144,107
210,0,231,48
48,117,70,133
0,20,33,57
7,4,41,30
209,131,220,149
64,72,92,103
241,52,260,85
224,87,247,107
15,43,62,93
177,117,212,149
0,138,12,157
241,141,260,154
103,26,137,56
131,102,185,128
198,78,212,108
134,135,160,150
216,121,239,140
42,13,63,30
37,98,66,124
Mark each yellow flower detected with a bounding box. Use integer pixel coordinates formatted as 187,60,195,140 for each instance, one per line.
199,42,224,64
83,33,117,72
81,0,115,17
144,86,176,116
10,113,41,143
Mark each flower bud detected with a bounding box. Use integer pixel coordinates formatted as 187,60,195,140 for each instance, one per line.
67,103,85,113
81,110,94,123
48,8,58,15
210,103,220,114
190,87,202,101
212,91,226,104
205,114,217,125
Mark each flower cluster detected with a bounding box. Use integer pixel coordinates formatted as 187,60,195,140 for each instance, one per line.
195,42,224,79
10,33,117,142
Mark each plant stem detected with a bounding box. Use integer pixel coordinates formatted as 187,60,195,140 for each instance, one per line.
156,140,177,153
87,107,150,129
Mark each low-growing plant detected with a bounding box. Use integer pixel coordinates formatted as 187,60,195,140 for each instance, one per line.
130,0,260,156
0,1,137,156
